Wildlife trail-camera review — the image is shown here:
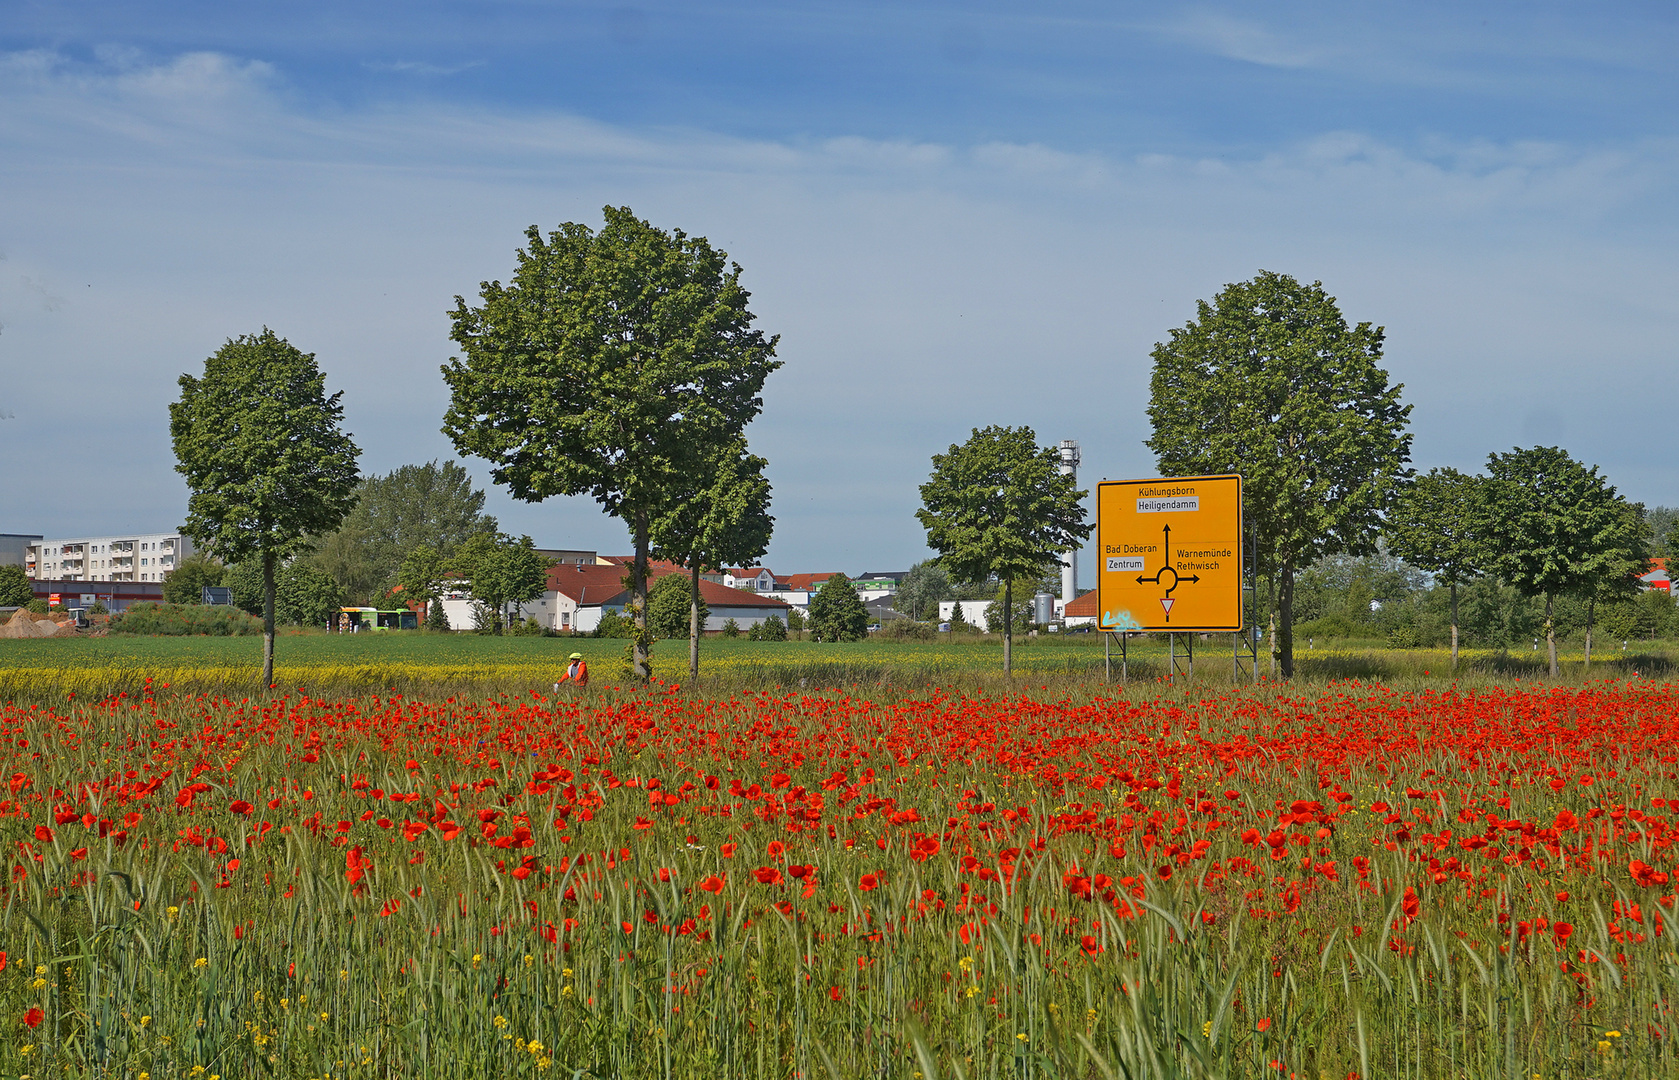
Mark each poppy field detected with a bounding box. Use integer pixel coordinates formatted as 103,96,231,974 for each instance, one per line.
3,677,1678,1078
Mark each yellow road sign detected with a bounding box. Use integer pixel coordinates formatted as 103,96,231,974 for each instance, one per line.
1096,474,1243,632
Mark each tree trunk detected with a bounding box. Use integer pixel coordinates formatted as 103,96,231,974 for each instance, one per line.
632,510,652,681
1003,578,1013,678
1545,593,1558,678
261,550,276,688
1585,595,1595,668
1266,576,1277,679
1449,580,1459,673
689,563,701,681
1277,564,1295,679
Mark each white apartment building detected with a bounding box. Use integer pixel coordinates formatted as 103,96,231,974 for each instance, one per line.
27,533,195,583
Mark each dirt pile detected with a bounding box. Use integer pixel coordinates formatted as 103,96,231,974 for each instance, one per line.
0,613,68,638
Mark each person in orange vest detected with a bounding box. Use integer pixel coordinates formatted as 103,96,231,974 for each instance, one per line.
555,652,588,690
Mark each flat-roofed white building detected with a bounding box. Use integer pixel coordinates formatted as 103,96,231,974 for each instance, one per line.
27,532,195,583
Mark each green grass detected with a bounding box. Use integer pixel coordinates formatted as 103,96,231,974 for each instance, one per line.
3,630,1677,703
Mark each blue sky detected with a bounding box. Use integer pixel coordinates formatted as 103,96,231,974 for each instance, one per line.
3,2,1676,574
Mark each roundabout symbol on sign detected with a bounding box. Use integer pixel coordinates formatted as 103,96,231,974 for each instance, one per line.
1133,523,1202,622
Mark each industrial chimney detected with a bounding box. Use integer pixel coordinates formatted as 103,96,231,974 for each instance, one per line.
1058,440,1080,616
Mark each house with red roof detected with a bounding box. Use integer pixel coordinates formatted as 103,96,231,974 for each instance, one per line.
544,560,789,633
1060,589,1098,628
1641,557,1671,594
781,572,844,591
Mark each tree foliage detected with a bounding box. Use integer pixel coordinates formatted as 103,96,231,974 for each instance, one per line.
1386,468,1486,669
1482,445,1641,677
650,436,773,678
649,574,709,640
453,534,550,633
895,561,952,621
161,553,226,606
441,207,780,680
1146,271,1411,678
224,560,265,617
311,460,496,603
397,546,455,613
170,329,361,685
1574,502,1650,667
0,565,36,608
917,425,1089,675
807,574,868,643
276,560,344,627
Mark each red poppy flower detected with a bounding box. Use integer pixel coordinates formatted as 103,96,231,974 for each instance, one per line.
23,1007,43,1028
829,986,843,1002
699,874,725,894
1257,1017,1272,1032
753,866,785,886
859,872,881,892
229,799,254,817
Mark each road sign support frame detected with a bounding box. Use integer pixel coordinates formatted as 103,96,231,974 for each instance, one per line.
1168,632,1193,682
1104,631,1130,683
1232,515,1260,683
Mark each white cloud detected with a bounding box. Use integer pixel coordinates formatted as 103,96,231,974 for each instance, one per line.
362,59,484,77
1162,11,1325,69
1,48,1675,568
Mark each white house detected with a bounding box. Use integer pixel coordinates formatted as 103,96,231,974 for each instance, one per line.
937,600,991,626
722,567,777,592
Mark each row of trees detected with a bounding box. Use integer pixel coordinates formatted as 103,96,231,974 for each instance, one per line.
1386,453,1648,674
1285,549,1679,651
169,208,783,683
163,526,553,634
1144,270,1660,678
903,271,1655,681
440,208,778,680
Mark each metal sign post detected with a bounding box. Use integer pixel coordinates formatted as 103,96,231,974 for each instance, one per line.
1167,632,1194,682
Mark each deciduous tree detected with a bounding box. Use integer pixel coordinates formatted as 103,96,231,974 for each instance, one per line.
276,560,344,627
442,207,779,680
916,426,1090,675
311,460,496,602
807,575,868,643
895,561,952,621
396,546,455,616
170,329,361,685
1481,445,1635,677
454,534,550,633
1386,468,1486,671
649,573,709,640
650,437,773,678
1578,501,1650,668
0,565,34,608
161,553,226,606
1146,271,1411,678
